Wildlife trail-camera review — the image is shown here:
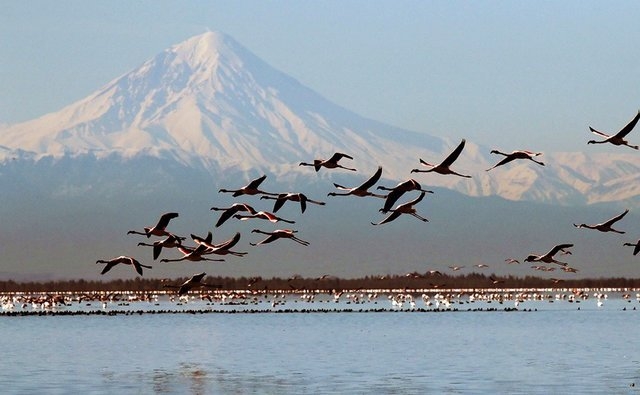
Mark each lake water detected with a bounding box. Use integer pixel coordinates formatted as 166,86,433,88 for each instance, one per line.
1,290,639,394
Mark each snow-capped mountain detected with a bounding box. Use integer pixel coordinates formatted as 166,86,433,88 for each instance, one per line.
0,31,638,206
0,32,444,179
1,31,639,281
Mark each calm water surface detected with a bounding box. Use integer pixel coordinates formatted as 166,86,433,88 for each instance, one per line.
2,296,640,394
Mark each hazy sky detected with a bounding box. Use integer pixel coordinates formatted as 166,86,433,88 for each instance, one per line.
2,1,640,153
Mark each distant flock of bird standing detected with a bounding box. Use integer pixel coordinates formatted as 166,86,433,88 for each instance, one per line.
96,109,640,291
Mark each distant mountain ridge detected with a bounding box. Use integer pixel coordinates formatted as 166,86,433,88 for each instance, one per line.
0,31,638,207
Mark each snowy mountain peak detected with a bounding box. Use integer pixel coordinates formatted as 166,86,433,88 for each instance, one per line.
171,31,227,67
0,31,440,174
0,32,637,207
0,31,303,162
168,31,252,72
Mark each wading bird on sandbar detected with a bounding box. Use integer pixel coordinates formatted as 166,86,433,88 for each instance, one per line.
377,179,434,213
573,209,629,234
210,203,256,227
250,229,310,246
486,149,545,171
328,166,386,198
218,175,278,197
587,110,640,150
371,191,429,226
299,152,356,172
127,212,181,238
623,240,640,256
524,243,574,266
96,256,151,276
260,192,326,213
411,139,472,178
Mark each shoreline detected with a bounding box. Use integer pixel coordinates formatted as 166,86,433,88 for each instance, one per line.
2,287,639,316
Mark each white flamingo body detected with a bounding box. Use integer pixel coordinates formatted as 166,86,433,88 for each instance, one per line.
260,193,325,213
191,232,247,257
328,166,386,198
623,240,640,256
218,175,278,197
211,203,256,227
96,256,151,276
127,212,180,238
487,150,544,171
377,179,434,213
524,243,574,266
371,191,429,225
411,139,471,178
250,229,310,246
299,152,356,172
233,211,295,224
160,245,225,263
137,234,183,260
163,273,220,296
588,110,640,149
573,209,629,234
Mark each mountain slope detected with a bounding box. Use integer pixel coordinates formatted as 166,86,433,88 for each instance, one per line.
0,31,637,206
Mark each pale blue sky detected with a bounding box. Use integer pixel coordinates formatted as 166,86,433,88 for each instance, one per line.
1,1,639,152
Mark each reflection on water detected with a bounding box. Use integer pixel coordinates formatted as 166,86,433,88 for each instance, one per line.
148,363,208,394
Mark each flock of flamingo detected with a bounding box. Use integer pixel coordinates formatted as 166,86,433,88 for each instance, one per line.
96,109,640,292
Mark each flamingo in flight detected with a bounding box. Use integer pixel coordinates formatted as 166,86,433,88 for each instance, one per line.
377,179,434,213
587,110,640,150
210,203,256,227
233,210,295,224
524,243,574,266
623,240,640,256
137,234,183,260
218,175,278,197
486,150,545,171
163,273,220,295
299,152,356,172
160,243,225,263
328,166,386,198
250,229,310,246
127,212,181,238
260,192,326,213
96,256,151,276
411,139,472,178
371,191,429,225
191,231,247,257
573,209,629,234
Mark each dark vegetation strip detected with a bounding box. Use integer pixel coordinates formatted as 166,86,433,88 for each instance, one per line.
0,307,528,317
1,273,639,293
